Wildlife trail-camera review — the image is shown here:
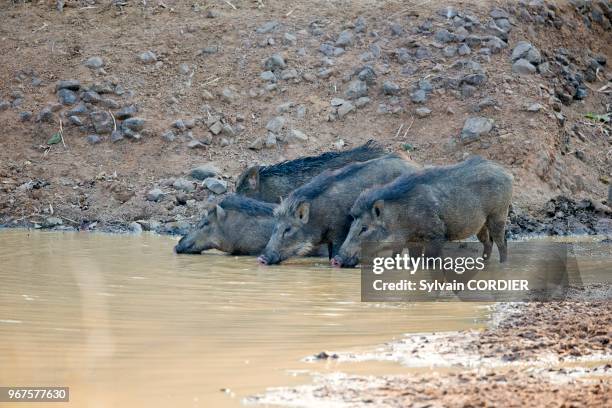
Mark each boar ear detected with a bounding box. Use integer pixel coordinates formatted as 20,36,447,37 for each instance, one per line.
295,202,310,224
247,166,260,190
215,205,226,220
372,200,384,220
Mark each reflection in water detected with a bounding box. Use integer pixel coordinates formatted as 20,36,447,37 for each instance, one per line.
0,230,489,407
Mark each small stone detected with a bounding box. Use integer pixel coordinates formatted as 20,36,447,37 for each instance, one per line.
84,56,104,69
286,129,308,143
86,134,102,145
345,79,368,99
139,51,157,64
111,130,124,143
42,217,63,229
19,111,32,121
101,98,120,109
336,29,354,47
178,63,190,75
487,37,507,54
415,107,432,118
319,42,344,57
0,100,10,111
260,71,276,82
443,45,457,57
81,91,101,103
410,89,427,103
355,97,371,108
173,178,195,193
199,45,219,55
208,121,223,135
276,101,294,113
36,107,53,122
283,32,297,45
203,177,227,194
249,137,264,150
187,140,205,149
90,111,113,134
266,116,285,133
512,59,536,75
511,41,541,64
263,54,286,71
355,16,367,33
190,164,220,180
257,21,279,34
280,68,298,80
66,103,88,117
337,101,356,118
461,117,494,142
527,103,543,112
434,29,454,43
161,130,176,142
382,81,401,95
265,132,277,148
129,222,143,234
220,87,237,103
458,44,471,56
55,80,80,92
57,88,78,105
122,117,145,131
116,105,138,120
462,73,487,86
68,115,84,126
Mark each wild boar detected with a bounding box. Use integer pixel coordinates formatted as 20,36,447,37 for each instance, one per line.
257,154,417,265
175,194,276,255
236,140,386,203
332,157,513,268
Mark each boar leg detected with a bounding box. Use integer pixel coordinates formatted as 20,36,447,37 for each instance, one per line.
488,213,508,263
477,225,494,261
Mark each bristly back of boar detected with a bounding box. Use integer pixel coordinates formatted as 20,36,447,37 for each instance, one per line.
235,140,386,203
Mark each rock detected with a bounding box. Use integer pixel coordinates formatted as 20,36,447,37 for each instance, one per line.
66,103,88,117
264,54,286,71
511,41,541,64
187,140,205,149
443,45,457,57
337,101,355,118
111,130,124,143
286,129,308,143
36,106,53,122
208,121,223,135
190,164,220,180
173,178,195,193
355,97,371,108
390,23,404,36
512,59,537,75
266,116,285,133
249,137,264,150
129,222,143,234
437,6,458,19
527,103,543,112
265,132,277,148
178,63,190,75
283,32,297,45
462,73,487,86
101,98,120,109
355,16,367,33
161,130,176,142
203,177,227,194
336,30,354,47
139,51,157,64
116,105,138,120
280,68,298,80
86,134,102,145
57,88,78,105
19,111,32,121
199,45,219,55
276,101,294,113
0,100,10,111
345,79,368,99
434,29,454,43
260,71,277,82
42,216,63,229
319,42,344,57
410,89,427,103
220,87,237,102
257,21,279,34
415,107,432,118
461,117,494,142
487,36,507,54
490,7,509,19
90,111,113,134
84,56,104,69
382,81,401,95
458,44,471,56
69,114,84,126
122,117,145,131
55,80,80,92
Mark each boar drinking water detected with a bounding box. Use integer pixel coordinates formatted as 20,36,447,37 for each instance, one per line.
236,140,386,203
175,194,277,255
332,157,513,268
257,154,417,265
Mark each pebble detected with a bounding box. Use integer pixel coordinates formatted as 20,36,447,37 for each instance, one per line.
458,44,471,56
90,111,113,134
55,80,80,92
68,115,84,126
511,41,541,64
527,103,543,112
336,29,354,47
173,178,195,193
178,63,190,75
19,111,32,121
81,91,101,103
264,54,286,71
111,130,124,143
415,107,432,118
337,101,356,118
139,51,157,64
410,89,427,103
382,81,401,95
443,45,457,57
129,222,143,234
266,116,285,133
57,88,78,105
190,164,220,180
116,105,138,120
161,130,176,142
280,68,298,80
122,117,145,131
345,79,368,99
203,177,227,194
512,59,537,75
84,56,104,69
354,97,371,108
86,134,102,145
461,117,494,142
260,71,277,82
257,21,279,34
286,129,308,143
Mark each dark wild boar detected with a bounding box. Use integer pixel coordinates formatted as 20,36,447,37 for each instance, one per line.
175,194,276,255
236,140,386,203
332,157,513,268
257,154,417,265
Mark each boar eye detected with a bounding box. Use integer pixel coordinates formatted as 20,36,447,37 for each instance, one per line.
359,225,368,235
283,226,292,236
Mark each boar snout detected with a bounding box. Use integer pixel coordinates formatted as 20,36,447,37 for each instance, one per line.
331,256,343,268
175,236,200,254
257,250,280,265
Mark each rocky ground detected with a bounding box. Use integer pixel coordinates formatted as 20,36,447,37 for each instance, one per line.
247,285,612,407
0,0,611,236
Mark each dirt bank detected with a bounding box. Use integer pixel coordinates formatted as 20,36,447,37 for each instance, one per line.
0,0,611,235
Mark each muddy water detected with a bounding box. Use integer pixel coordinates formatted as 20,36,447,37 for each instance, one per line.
0,230,489,407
